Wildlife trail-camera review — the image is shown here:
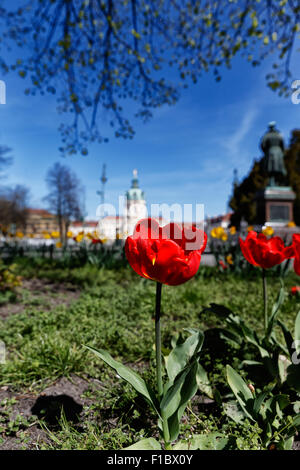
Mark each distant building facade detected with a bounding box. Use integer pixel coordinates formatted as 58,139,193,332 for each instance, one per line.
25,209,59,236
206,213,232,230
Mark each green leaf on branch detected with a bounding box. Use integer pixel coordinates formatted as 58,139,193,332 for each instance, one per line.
123,438,162,450
84,345,160,417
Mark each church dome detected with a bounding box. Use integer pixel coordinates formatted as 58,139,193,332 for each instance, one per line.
126,170,145,201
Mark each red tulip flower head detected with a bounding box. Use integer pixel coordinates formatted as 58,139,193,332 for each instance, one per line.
239,230,294,269
125,218,207,286
291,286,300,295
292,233,300,275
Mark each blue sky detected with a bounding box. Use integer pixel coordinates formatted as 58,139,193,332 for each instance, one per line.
0,39,300,221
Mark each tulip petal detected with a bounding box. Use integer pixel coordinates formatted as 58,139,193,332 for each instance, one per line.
239,234,258,266
125,237,144,278
182,226,207,253
295,256,300,276
160,223,183,247
133,218,160,240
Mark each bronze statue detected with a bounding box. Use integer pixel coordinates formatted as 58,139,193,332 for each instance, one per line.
261,122,287,186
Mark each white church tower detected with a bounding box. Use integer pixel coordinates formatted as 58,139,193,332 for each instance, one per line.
123,169,148,236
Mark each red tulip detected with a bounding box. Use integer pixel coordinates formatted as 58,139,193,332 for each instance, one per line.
239,230,294,269
291,286,300,295
92,238,102,245
125,218,207,286
292,233,300,275
219,260,228,270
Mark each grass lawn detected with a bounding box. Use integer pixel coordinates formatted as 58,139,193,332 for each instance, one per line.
0,259,299,450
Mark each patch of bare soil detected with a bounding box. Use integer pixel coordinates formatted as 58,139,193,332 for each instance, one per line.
0,374,104,450
0,278,80,319
0,374,299,450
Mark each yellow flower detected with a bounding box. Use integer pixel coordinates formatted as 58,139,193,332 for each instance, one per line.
74,233,84,243
28,233,35,238
44,233,51,239
262,226,274,237
51,231,60,239
86,232,93,240
15,231,24,238
210,228,217,238
211,226,226,239
229,226,236,235
221,233,228,242
67,230,73,238
226,254,234,265
287,221,296,228
56,241,62,248
247,225,254,232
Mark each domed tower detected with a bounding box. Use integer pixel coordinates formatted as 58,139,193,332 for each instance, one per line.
124,170,147,236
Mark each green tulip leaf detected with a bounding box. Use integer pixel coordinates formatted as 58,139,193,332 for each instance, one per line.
164,329,204,383
196,363,213,399
241,359,263,367
260,394,290,424
253,391,269,418
278,319,294,357
295,310,300,355
123,438,162,450
161,361,198,442
173,433,230,450
84,345,160,417
266,284,285,338
223,401,245,424
286,363,300,392
226,314,261,350
226,365,254,421
219,328,242,347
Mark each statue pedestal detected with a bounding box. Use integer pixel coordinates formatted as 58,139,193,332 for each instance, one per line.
255,186,295,226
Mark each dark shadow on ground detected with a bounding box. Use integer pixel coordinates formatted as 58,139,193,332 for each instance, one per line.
31,394,83,427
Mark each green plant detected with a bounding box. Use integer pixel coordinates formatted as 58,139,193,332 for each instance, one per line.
0,260,22,292
86,307,218,450
226,365,300,449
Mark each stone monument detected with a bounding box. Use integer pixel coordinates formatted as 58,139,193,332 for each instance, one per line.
255,122,295,226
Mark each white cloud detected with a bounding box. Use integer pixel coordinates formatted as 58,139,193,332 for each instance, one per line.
222,107,258,163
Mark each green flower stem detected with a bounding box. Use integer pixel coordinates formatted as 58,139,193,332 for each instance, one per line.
262,268,268,333
155,282,171,449
155,282,163,397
